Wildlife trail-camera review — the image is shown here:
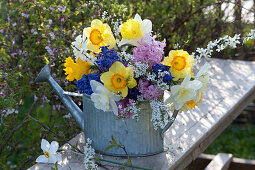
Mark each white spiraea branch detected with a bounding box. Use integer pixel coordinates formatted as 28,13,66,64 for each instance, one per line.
192,29,255,63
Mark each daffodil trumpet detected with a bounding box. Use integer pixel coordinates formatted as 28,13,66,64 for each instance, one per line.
100,61,137,97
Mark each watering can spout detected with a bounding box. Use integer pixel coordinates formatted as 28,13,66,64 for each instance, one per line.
35,65,84,131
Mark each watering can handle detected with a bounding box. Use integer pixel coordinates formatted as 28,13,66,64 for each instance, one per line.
161,110,179,138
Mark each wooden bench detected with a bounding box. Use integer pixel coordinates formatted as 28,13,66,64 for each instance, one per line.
188,153,255,170
29,58,255,170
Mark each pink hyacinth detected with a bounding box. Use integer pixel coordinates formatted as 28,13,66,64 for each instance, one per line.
137,78,163,100
117,99,136,119
137,78,150,94
143,84,163,100
133,35,166,67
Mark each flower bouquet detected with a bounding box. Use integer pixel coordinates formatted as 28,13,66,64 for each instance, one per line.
37,14,209,156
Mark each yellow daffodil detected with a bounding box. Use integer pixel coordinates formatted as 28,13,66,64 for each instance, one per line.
162,50,195,81
119,14,152,46
83,19,116,53
64,57,91,81
100,61,137,97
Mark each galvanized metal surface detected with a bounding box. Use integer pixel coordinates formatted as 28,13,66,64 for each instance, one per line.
83,94,164,156
35,64,178,157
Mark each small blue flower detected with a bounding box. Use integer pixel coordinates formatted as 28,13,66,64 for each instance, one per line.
77,73,101,95
152,64,173,83
152,64,166,72
96,46,125,71
163,74,173,82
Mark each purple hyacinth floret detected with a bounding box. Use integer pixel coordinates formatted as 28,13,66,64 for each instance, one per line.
137,78,163,100
96,46,126,71
76,73,101,95
133,35,166,67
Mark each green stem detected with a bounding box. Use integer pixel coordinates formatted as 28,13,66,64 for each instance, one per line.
99,158,153,170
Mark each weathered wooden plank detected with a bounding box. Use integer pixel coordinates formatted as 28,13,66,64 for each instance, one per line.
169,70,255,169
188,153,255,170
204,153,233,170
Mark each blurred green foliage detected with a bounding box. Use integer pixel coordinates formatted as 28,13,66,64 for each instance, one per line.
0,0,254,169
205,124,255,159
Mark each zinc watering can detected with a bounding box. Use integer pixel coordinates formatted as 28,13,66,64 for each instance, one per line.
35,64,178,156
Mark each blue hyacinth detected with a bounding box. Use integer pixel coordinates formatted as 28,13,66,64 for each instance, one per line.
76,73,101,95
152,64,173,83
96,46,125,71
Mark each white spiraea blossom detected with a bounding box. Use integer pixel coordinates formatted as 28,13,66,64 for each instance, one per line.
84,138,98,170
36,139,62,164
243,29,255,44
118,14,152,46
165,74,202,110
128,61,149,78
194,33,244,63
90,80,121,116
150,99,170,130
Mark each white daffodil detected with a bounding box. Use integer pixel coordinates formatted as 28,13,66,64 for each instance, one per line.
90,80,121,116
36,139,62,164
195,62,210,93
170,63,209,112
165,74,202,110
118,14,152,46
71,34,95,64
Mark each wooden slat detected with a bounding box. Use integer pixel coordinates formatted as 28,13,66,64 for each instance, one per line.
188,153,255,170
205,153,233,170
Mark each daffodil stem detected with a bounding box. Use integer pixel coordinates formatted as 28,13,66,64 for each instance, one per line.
28,115,84,154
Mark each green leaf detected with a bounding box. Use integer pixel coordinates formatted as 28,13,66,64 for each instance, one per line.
55,162,58,170
124,157,132,165
110,135,117,145
104,144,115,152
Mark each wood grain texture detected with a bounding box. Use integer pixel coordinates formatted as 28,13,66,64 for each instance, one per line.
204,153,233,170
28,58,255,170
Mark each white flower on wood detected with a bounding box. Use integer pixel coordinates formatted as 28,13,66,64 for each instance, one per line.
36,139,62,164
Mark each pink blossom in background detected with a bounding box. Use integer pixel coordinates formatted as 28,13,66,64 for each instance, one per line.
50,32,56,40
48,19,53,25
133,35,166,67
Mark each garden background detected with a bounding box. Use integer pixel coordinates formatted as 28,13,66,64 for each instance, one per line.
0,0,254,169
